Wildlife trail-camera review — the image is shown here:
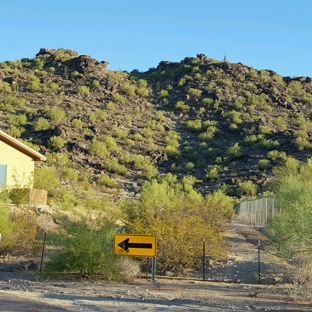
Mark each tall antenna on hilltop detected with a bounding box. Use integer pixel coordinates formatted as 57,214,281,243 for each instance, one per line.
223,50,227,62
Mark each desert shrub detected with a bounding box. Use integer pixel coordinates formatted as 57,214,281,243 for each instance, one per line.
112,128,127,139
224,142,242,161
89,139,109,158
55,188,79,209
97,135,119,152
238,180,257,196
272,115,287,131
0,81,11,93
92,79,100,88
187,88,202,98
175,101,190,113
8,114,27,126
122,84,136,97
132,133,143,141
72,118,86,129
185,162,195,173
0,96,26,111
34,167,60,194
136,88,149,97
89,109,107,121
6,126,24,138
234,96,246,109
48,108,66,122
45,216,125,279
122,178,229,274
61,168,79,181
244,134,279,150
259,125,271,135
137,79,148,88
27,74,41,91
164,145,181,159
198,126,219,141
186,119,202,131
123,115,132,125
257,159,271,170
48,136,65,149
294,137,312,151
267,150,287,161
45,152,70,167
33,117,50,130
226,111,243,124
103,158,127,175
112,93,126,104
201,98,214,107
205,165,221,180
0,203,14,252
106,101,116,110
268,159,312,261
141,164,158,179
77,85,90,94
97,174,120,188
158,89,169,97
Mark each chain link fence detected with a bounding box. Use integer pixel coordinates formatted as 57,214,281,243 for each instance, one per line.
234,196,281,227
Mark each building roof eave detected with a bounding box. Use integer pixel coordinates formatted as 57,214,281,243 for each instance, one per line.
0,130,46,162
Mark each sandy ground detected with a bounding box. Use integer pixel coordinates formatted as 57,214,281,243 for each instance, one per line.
0,222,311,311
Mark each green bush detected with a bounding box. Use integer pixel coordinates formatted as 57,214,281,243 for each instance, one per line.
92,80,100,88
72,118,86,129
77,85,90,94
205,165,221,180
34,167,60,194
33,117,50,131
106,101,116,110
6,126,24,138
112,94,126,104
186,119,202,131
61,168,79,181
97,174,120,188
158,89,169,97
48,108,66,122
103,158,127,175
136,88,149,97
238,180,257,196
45,152,70,166
257,159,271,170
48,136,65,149
8,114,27,126
89,139,109,158
89,109,107,122
45,216,125,279
224,142,242,161
175,101,190,113
123,179,228,274
187,88,202,98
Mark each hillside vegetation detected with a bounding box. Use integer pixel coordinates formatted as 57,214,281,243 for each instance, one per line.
1,48,312,276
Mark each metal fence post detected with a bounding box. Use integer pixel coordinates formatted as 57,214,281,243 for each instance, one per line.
258,239,261,284
202,237,206,281
40,232,46,273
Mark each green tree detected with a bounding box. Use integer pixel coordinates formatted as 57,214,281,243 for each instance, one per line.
122,177,230,274
268,158,312,258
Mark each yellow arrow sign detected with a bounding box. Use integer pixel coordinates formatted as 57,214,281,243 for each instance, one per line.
114,234,156,257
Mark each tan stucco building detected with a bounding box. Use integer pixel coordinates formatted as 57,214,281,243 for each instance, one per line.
0,130,46,189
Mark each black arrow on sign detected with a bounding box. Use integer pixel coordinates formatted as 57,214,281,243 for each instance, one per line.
118,238,152,252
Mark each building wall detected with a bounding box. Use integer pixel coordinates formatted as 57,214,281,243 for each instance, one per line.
0,140,35,188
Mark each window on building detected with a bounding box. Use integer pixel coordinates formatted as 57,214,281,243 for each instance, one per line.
0,164,7,188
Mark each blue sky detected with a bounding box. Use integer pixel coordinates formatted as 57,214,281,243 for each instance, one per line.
1,0,311,77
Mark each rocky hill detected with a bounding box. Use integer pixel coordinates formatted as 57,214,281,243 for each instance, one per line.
1,48,312,203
